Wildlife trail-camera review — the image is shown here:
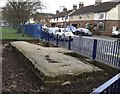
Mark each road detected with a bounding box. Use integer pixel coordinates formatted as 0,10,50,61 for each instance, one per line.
82,35,119,42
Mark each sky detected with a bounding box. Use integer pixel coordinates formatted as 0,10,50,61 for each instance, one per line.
0,0,115,14
42,0,111,13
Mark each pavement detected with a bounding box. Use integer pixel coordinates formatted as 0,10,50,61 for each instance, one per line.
10,41,102,84
83,35,118,41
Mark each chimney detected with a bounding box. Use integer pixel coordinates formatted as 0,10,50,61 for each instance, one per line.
56,10,59,14
95,0,102,5
63,8,67,12
73,4,77,10
79,2,84,9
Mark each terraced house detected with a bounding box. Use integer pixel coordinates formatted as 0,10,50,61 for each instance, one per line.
69,3,95,29
50,5,77,27
50,0,120,36
31,12,54,26
70,1,120,36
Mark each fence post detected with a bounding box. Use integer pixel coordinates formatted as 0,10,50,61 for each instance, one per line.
92,39,97,61
117,38,120,68
45,32,47,41
41,30,43,40
68,36,71,50
47,32,49,42
56,34,58,46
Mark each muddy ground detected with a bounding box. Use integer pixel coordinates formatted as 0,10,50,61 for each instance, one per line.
2,40,114,94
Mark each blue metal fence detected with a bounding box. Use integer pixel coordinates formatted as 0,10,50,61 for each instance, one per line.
24,24,42,39
96,40,120,68
23,25,120,93
23,25,120,69
48,32,119,69
48,33,120,69
91,73,120,94
70,36,94,59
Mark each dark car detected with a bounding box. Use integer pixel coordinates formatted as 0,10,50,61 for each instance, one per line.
74,28,92,36
67,25,77,32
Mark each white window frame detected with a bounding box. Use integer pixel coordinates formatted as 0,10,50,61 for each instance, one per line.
99,13,104,19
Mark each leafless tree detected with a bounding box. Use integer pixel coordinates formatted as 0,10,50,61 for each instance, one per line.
2,0,46,33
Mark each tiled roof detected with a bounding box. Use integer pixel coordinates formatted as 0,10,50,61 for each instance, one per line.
94,2,119,13
70,5,95,16
70,2,119,16
52,10,73,18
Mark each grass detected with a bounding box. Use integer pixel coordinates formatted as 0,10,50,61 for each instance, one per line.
1,27,34,40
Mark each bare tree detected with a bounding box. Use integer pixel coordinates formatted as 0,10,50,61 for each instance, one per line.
2,0,46,33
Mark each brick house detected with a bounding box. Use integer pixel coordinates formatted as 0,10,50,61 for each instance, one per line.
93,2,120,35
69,3,95,28
31,12,54,26
69,1,120,36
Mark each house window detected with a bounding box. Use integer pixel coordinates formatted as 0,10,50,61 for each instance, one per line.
79,15,82,19
65,15,68,19
98,22,104,31
99,13,104,19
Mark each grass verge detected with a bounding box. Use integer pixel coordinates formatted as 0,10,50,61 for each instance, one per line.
1,27,34,40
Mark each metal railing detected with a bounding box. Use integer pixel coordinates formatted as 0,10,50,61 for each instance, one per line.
24,25,120,93
23,26,120,69
40,31,120,69
91,73,120,94
96,40,120,68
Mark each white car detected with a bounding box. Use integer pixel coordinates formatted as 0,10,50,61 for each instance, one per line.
111,30,120,38
54,28,74,40
47,27,56,34
54,27,59,30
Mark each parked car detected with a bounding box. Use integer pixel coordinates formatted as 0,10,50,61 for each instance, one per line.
47,27,56,34
54,28,74,40
67,25,77,32
54,27,59,30
1,23,9,27
42,26,48,32
111,29,120,38
74,28,92,36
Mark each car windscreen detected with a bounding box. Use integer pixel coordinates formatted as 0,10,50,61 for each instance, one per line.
64,28,72,32
56,29,61,33
67,26,77,32
48,28,55,33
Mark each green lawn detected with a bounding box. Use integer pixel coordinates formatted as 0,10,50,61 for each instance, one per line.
1,27,34,40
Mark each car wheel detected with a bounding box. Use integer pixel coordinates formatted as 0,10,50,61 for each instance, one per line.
118,34,120,38
59,36,62,41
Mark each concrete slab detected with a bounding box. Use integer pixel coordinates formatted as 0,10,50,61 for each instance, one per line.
10,41,102,85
